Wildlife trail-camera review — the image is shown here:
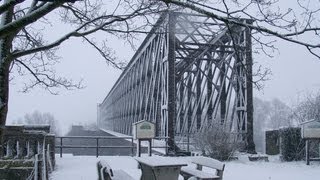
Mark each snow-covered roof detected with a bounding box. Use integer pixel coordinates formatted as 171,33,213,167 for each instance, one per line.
300,119,320,125
132,120,155,125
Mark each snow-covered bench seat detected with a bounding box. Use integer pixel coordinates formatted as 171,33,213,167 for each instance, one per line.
180,156,225,180
97,160,134,180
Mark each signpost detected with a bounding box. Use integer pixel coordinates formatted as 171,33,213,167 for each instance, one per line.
301,119,320,165
132,120,155,157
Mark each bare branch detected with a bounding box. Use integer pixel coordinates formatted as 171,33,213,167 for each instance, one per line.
0,1,63,39
14,58,83,94
0,0,23,15
83,36,125,70
164,0,320,57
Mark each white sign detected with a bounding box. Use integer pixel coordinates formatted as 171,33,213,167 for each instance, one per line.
301,120,320,138
132,120,155,139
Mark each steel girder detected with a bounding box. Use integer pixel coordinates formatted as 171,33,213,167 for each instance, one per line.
97,11,253,151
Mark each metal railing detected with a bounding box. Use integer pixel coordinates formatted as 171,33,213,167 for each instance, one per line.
55,136,168,157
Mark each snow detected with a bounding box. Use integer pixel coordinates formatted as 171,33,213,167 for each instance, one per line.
189,156,224,170
181,166,219,179
50,154,141,180
100,128,168,154
50,154,320,180
135,156,187,167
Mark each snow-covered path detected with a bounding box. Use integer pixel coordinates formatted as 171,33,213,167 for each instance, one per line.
50,154,320,180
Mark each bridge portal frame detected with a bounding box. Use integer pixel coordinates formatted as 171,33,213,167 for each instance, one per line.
98,11,254,153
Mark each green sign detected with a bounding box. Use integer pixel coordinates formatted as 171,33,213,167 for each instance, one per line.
140,123,151,130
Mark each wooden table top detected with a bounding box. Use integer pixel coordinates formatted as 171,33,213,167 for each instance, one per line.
135,157,187,168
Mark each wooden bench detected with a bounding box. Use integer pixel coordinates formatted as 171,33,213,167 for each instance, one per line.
180,156,225,180
97,160,134,180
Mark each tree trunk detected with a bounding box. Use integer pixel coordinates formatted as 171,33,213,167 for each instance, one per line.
0,0,14,153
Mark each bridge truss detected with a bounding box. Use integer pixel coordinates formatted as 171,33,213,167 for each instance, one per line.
98,11,253,152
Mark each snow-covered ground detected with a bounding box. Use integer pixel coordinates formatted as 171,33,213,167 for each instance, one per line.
50,154,320,180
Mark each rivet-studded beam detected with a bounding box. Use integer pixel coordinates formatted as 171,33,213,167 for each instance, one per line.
97,11,253,152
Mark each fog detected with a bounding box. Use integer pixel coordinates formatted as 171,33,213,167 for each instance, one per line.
6,2,320,135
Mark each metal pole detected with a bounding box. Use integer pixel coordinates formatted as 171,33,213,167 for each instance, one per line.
138,139,141,157
96,138,99,157
187,134,190,152
60,137,62,158
165,138,168,155
131,138,134,156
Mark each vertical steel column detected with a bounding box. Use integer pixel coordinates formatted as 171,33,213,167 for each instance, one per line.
220,50,227,125
245,20,255,153
187,75,192,134
167,12,177,153
207,68,213,125
179,84,184,133
196,63,202,130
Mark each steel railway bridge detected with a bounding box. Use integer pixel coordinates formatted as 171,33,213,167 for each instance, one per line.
97,11,254,153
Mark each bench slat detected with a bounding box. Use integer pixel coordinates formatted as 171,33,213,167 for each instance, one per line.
191,156,224,170
181,166,219,179
97,160,134,180
112,170,134,180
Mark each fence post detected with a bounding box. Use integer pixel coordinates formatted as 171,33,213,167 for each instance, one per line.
60,137,63,158
96,138,99,157
306,139,310,165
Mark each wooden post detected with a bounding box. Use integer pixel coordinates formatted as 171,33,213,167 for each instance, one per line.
148,139,152,156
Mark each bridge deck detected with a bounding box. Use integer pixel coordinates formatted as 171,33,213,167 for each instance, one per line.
56,128,145,156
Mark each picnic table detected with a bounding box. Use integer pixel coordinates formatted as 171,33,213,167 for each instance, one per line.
135,157,187,180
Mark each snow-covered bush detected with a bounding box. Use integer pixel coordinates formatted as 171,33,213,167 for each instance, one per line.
194,123,241,161
279,127,305,161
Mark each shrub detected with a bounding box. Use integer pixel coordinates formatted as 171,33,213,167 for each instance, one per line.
194,123,239,161
279,127,305,161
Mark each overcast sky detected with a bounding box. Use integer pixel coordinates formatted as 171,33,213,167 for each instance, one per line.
6,2,320,135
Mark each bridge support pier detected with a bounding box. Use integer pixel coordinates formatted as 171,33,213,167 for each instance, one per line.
167,11,177,153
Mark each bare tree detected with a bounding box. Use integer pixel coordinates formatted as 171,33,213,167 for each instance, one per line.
253,97,292,152
267,98,293,129
24,110,60,135
253,97,271,153
0,0,166,143
294,92,320,123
